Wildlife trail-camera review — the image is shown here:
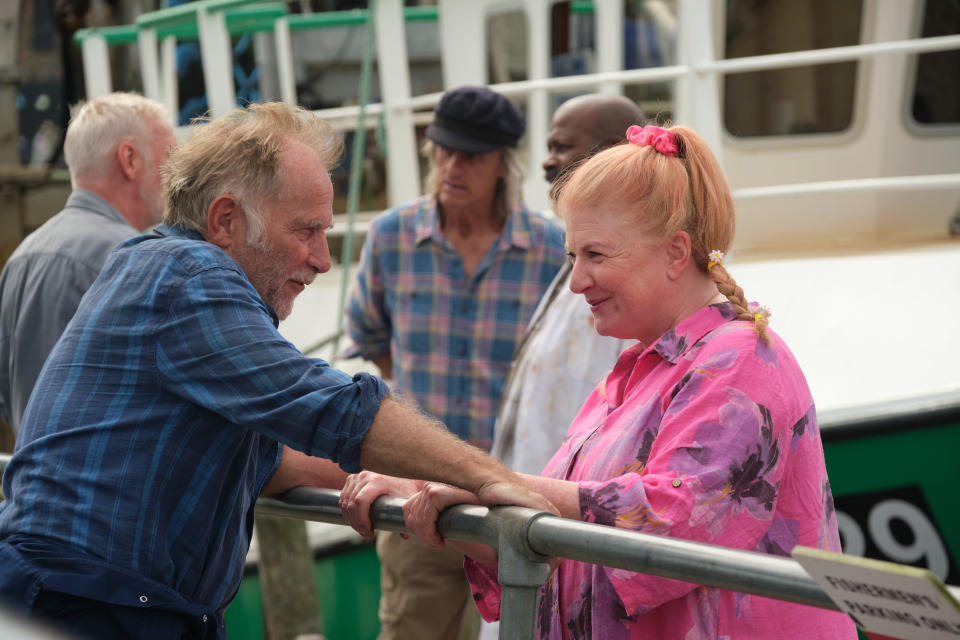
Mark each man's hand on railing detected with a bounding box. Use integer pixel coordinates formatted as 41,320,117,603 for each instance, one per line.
339,470,424,538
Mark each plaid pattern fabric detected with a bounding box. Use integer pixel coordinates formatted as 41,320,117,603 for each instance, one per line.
0,224,389,613
346,196,566,450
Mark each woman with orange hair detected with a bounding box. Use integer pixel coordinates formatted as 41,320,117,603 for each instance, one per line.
395,124,858,639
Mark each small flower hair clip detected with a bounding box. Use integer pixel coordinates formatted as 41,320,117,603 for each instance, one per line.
707,249,725,270
626,125,679,157
753,306,771,324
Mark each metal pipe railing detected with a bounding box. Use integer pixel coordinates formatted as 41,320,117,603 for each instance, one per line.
5,455,960,638
256,486,960,639
3,453,960,637
732,174,960,200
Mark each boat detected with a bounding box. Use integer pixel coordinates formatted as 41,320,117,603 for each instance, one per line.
2,0,958,638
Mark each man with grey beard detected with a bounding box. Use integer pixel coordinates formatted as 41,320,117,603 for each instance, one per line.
0,102,553,639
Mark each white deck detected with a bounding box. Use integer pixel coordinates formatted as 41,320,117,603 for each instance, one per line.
278,239,960,422
734,241,960,417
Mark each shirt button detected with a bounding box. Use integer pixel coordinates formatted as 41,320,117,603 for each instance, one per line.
202,614,209,623
672,478,682,488
139,595,148,603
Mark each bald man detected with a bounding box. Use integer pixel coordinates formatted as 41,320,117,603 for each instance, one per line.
489,93,646,482
542,93,646,184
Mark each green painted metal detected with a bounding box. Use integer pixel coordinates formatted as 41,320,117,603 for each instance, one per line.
223,3,289,35
571,1,595,14
822,420,960,569
75,4,436,45
225,544,382,640
72,24,138,46
136,0,262,30
73,3,286,45
283,5,437,31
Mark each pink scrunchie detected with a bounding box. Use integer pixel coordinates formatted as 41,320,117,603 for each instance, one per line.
626,125,679,157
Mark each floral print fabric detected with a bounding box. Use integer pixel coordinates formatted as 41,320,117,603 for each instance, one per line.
465,302,857,639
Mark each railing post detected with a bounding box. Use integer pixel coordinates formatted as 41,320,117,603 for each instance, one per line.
675,0,724,163
375,0,420,207
523,0,551,214
197,3,237,117
137,27,162,104
81,34,113,98
594,0,624,96
160,34,178,126
274,17,296,105
493,508,554,640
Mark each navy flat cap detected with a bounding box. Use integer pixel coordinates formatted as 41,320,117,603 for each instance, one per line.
425,85,525,154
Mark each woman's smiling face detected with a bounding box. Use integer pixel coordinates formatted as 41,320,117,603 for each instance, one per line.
563,203,674,345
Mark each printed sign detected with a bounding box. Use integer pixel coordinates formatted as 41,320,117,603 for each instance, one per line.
793,546,960,639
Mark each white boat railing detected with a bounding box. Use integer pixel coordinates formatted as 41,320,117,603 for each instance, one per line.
1,451,959,639
74,0,960,217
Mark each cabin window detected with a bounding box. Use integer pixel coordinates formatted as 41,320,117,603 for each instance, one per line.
911,0,960,125
723,0,864,137
487,9,529,83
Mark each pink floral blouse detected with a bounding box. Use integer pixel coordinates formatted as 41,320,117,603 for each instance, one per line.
465,302,858,639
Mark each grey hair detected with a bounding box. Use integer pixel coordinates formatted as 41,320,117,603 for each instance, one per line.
163,102,344,235
421,140,525,222
63,92,169,187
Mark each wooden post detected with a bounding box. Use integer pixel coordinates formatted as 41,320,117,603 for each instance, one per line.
254,514,324,640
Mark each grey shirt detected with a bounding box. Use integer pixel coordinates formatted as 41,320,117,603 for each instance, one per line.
0,189,137,434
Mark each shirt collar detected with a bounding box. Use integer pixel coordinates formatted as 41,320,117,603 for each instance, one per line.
153,223,205,241
605,302,739,409
650,301,740,364
67,188,132,229
151,224,280,327
612,301,739,371
413,195,534,251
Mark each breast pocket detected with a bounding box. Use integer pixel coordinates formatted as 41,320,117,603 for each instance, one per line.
396,291,436,355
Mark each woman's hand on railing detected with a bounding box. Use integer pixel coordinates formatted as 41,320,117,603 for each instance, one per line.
403,482,480,549
339,470,424,538
475,478,559,516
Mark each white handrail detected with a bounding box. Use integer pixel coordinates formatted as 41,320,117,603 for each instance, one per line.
700,33,960,75
299,33,960,126
733,174,960,200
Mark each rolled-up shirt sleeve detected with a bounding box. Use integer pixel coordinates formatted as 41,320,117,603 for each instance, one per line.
157,265,389,472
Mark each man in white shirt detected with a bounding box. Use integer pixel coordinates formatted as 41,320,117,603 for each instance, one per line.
491,93,647,479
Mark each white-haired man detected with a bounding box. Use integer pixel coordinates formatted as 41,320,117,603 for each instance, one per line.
0,92,177,435
0,102,553,639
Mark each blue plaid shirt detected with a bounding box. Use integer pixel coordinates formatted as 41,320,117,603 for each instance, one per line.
346,196,566,450
0,224,388,631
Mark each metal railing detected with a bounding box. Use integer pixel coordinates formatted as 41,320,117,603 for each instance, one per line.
3,452,959,639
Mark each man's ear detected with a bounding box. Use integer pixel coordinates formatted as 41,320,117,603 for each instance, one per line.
664,230,692,281
116,141,139,180
206,195,242,250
